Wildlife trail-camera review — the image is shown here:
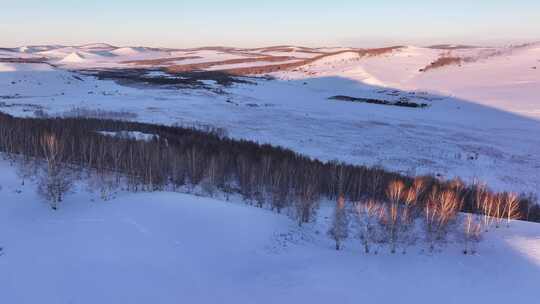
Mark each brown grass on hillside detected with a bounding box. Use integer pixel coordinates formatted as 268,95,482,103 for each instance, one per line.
255,46,403,75
166,46,403,76
220,61,308,75
419,57,463,72
166,56,299,73
220,47,402,76
358,46,403,57
428,44,478,50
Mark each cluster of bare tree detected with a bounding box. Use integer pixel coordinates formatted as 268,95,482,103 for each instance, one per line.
0,111,538,226
328,180,523,254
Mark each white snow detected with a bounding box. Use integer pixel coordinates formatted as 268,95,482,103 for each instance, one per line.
0,158,538,304
38,47,89,59
312,51,362,65
59,52,88,63
17,45,63,53
18,46,30,53
98,131,159,141
0,62,54,72
111,47,146,56
168,50,250,65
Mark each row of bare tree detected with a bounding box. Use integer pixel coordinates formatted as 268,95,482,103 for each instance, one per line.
0,111,538,227
329,180,522,254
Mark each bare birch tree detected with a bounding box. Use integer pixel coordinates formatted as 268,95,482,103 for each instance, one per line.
356,199,382,254
461,213,483,255
383,180,406,253
504,193,521,227
37,134,72,209
328,196,349,250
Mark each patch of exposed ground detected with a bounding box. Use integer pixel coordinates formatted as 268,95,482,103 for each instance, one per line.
81,68,256,89
420,43,538,72
0,57,50,64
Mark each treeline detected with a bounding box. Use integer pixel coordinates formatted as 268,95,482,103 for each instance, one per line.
0,111,538,225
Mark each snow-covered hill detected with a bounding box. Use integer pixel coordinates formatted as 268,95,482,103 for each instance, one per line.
276,44,540,118
1,43,539,196
0,158,538,304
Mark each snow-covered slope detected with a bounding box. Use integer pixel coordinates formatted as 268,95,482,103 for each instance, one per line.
277,44,540,118
0,158,538,304
17,45,64,53
0,62,54,72
410,44,540,117
1,43,539,197
0,62,140,117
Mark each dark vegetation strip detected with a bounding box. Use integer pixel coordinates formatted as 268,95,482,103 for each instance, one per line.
329,95,429,108
84,69,253,87
419,57,464,72
0,111,537,223
0,57,50,64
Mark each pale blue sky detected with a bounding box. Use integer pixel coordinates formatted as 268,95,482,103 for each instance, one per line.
1,0,539,47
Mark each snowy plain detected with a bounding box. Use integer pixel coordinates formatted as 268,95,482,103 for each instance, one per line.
1,43,539,196
0,158,539,304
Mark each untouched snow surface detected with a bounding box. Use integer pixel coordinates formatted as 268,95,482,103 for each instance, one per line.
0,159,539,304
